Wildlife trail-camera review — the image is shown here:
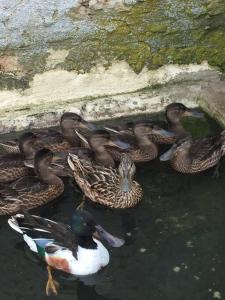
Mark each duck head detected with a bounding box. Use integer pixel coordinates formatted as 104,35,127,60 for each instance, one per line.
19,132,38,159
71,210,124,247
77,129,130,151
60,112,96,133
132,121,174,139
166,103,204,124
104,123,133,136
118,154,136,192
34,148,62,185
92,130,130,150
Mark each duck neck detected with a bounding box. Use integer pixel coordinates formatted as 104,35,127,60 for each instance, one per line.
93,145,115,168
19,141,36,160
61,128,80,146
35,161,62,186
135,135,157,153
77,235,97,249
167,121,187,139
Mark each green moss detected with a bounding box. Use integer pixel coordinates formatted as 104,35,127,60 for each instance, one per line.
147,23,168,33
0,74,29,90
182,116,221,139
18,51,49,78
205,0,225,16
60,0,225,74
0,0,225,84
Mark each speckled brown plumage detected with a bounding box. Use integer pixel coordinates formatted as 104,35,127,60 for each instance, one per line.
105,122,163,162
68,154,142,208
107,144,158,162
0,181,64,215
0,132,38,182
0,148,64,215
0,112,95,154
162,131,225,174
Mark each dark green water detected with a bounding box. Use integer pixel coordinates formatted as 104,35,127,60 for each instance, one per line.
0,113,224,300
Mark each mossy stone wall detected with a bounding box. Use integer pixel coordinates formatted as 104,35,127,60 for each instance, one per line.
0,0,224,90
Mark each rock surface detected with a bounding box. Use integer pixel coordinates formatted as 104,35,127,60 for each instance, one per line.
0,0,224,132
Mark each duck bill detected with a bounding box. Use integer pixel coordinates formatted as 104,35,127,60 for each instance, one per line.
52,153,67,161
49,164,74,177
94,224,125,248
104,126,121,134
107,139,130,150
80,120,97,131
160,144,177,161
120,177,131,192
67,153,81,170
152,128,175,138
24,159,34,168
184,108,204,118
74,130,89,146
104,126,131,135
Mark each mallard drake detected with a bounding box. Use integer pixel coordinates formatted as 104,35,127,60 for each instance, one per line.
67,153,142,208
8,210,124,295
75,129,130,168
0,112,96,153
105,121,174,162
0,148,64,215
160,131,225,175
0,132,38,182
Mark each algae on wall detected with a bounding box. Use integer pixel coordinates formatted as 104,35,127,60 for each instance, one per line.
0,0,224,90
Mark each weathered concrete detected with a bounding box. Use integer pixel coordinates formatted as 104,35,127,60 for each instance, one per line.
0,0,224,132
0,66,224,133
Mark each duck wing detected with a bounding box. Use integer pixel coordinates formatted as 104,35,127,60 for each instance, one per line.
0,176,47,200
11,213,78,258
0,153,23,168
0,139,20,153
37,131,65,145
190,133,225,161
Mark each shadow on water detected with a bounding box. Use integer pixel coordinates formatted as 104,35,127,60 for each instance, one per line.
0,112,225,300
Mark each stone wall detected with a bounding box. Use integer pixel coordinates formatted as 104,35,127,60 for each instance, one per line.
0,0,225,132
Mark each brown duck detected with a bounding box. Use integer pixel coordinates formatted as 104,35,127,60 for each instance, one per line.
67,153,142,209
0,148,64,215
105,103,203,145
158,102,204,143
0,112,96,153
75,129,130,168
160,131,225,175
105,121,174,162
0,132,38,182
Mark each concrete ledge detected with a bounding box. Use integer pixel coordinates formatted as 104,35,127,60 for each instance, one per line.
0,64,224,133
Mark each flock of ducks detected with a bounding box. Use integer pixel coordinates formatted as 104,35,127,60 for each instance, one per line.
0,102,224,295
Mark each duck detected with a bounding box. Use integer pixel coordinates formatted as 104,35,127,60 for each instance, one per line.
0,148,64,215
0,112,96,153
67,152,143,208
8,210,124,295
104,102,204,145
0,132,38,182
105,121,174,162
75,129,130,168
161,102,204,143
160,131,225,175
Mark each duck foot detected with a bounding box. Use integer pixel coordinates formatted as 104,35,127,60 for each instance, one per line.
46,265,60,296
76,195,86,211
212,162,220,178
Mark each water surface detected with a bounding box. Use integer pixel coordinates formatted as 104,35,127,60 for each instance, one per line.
0,112,224,300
